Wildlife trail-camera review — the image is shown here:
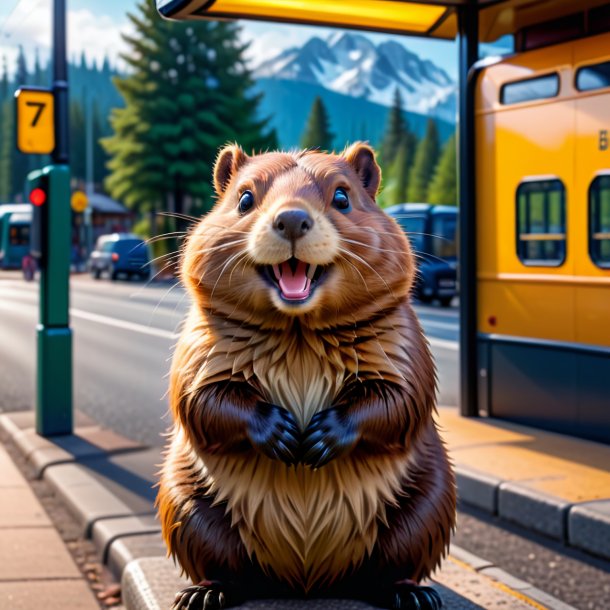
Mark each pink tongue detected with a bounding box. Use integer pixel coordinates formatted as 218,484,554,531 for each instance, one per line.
277,260,311,300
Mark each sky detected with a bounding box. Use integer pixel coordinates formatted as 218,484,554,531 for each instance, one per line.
0,0,460,78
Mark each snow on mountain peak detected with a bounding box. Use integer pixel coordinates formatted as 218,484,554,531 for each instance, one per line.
253,32,456,123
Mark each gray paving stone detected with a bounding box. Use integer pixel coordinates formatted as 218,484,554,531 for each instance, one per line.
0,487,52,527
455,466,500,513
568,499,610,560
498,482,570,540
0,579,99,610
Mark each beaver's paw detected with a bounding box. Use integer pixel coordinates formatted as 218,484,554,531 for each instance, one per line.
248,402,300,465
391,583,442,610
172,582,226,610
301,407,358,468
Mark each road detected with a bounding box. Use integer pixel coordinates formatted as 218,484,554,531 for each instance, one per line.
2,271,609,609
0,272,459,445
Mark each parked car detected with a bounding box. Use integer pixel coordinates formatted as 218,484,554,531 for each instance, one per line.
385,203,458,307
88,233,151,281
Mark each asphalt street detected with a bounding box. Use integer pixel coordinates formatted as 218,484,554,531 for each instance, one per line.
0,272,459,445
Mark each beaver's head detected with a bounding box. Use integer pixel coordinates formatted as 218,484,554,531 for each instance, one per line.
182,142,415,329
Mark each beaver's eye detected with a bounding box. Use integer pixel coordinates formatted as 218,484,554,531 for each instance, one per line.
332,188,351,213
238,191,254,214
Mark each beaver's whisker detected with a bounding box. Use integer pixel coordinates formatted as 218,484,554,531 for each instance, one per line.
149,279,184,327
158,211,201,224
210,250,249,301
338,247,397,300
196,238,249,254
145,232,187,245
339,237,410,256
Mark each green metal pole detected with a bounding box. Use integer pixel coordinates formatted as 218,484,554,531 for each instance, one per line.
35,164,72,435
36,0,72,436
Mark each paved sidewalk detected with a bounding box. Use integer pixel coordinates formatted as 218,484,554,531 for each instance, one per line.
0,442,99,610
1,408,594,609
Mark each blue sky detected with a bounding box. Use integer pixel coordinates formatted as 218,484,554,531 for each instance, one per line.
0,0,459,78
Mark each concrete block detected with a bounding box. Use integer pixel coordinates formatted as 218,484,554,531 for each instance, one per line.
92,514,160,562
498,483,570,540
107,533,168,578
568,499,610,560
455,466,500,513
13,425,143,477
44,462,134,535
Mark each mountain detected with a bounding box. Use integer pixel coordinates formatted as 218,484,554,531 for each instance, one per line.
252,78,455,151
253,32,457,123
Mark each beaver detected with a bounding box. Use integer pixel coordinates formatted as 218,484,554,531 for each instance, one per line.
156,142,456,610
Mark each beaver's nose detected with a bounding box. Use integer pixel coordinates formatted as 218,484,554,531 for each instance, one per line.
273,209,314,241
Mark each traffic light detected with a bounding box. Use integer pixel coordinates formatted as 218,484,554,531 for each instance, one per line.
27,168,50,259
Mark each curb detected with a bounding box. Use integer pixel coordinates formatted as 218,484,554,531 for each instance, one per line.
0,412,596,609
454,464,610,561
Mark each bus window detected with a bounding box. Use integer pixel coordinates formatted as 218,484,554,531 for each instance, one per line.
589,174,610,268
575,60,610,92
516,179,566,266
500,73,559,105
431,214,457,260
9,225,30,247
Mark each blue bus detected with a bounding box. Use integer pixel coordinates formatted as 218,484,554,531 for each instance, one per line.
0,204,32,270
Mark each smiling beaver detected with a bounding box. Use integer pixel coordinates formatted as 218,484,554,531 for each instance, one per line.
157,142,456,610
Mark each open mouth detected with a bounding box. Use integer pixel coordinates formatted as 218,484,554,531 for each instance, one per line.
260,257,327,303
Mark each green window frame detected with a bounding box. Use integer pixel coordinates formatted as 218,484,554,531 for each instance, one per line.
516,178,566,267
589,173,610,268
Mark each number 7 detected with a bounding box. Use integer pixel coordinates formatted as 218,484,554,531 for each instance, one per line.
25,101,46,127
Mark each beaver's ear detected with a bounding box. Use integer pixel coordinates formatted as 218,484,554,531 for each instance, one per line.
214,144,247,196
342,142,381,199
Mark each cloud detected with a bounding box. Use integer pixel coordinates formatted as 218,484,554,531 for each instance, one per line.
0,5,134,77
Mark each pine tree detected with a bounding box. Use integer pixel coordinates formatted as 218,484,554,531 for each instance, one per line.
407,118,440,203
300,96,334,151
103,0,276,228
381,135,413,207
428,133,457,205
70,100,86,182
378,88,415,168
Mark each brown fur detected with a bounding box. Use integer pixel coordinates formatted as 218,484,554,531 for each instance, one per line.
157,143,456,601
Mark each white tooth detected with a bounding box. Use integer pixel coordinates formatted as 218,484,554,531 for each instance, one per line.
272,264,281,280
306,264,317,280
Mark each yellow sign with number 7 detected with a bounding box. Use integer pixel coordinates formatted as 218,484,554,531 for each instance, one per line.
15,87,55,155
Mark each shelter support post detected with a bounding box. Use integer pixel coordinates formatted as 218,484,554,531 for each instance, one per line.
457,3,479,417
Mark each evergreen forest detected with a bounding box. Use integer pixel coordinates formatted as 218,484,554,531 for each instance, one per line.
0,0,457,226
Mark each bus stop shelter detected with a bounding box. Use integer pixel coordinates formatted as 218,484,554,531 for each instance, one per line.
158,0,608,418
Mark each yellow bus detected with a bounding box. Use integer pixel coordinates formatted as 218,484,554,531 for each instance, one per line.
475,13,610,443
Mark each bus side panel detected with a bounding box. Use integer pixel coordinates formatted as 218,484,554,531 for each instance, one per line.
573,34,610,347
477,96,576,342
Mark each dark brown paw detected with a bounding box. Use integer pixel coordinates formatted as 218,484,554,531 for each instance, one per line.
172,583,226,610
248,402,300,465
392,583,442,610
301,407,358,468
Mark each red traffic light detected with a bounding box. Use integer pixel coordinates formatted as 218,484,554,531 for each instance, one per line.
29,187,47,206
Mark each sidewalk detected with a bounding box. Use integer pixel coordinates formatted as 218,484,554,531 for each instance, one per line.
0,441,99,610
3,407,605,609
